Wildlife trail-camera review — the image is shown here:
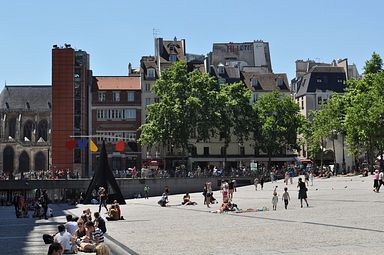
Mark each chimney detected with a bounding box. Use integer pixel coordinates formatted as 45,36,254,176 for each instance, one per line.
128,63,132,76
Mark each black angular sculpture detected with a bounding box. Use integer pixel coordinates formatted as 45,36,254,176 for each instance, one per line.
83,141,126,204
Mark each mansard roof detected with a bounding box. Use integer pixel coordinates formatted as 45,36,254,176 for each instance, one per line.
241,72,290,92
0,85,51,110
295,67,346,98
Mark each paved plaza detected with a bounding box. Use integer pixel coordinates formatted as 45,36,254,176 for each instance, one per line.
1,175,384,255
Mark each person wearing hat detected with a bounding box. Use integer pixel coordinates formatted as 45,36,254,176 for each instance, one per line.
98,187,108,213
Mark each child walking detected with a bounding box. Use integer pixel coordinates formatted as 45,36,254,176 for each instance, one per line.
282,187,290,209
272,191,278,210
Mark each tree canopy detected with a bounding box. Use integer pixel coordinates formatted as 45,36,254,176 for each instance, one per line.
253,91,304,169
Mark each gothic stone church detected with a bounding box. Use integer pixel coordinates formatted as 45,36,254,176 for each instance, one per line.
0,86,51,178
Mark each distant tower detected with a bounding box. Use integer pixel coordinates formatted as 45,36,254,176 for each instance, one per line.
51,45,91,176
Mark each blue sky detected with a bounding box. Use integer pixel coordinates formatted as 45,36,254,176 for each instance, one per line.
0,0,383,88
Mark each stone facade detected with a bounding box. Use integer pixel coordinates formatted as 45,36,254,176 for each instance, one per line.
0,86,51,177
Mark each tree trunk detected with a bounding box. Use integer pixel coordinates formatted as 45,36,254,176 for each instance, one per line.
320,137,324,174
268,150,272,175
332,135,336,175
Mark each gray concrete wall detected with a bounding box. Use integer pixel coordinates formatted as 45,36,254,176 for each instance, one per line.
0,177,253,199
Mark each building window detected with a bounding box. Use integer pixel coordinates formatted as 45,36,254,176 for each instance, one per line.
98,92,106,102
125,109,136,119
145,98,151,106
113,91,120,102
127,91,135,102
154,98,160,103
316,78,323,83
318,96,323,105
97,109,105,120
301,98,304,110
203,147,209,156
169,55,177,62
147,68,155,78
218,65,225,74
145,83,151,92
276,79,285,89
337,79,343,83
252,79,258,87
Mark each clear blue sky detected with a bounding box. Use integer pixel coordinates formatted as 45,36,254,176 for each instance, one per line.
0,0,383,88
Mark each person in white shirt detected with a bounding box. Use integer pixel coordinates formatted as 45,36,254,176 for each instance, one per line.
272,192,278,210
53,224,77,254
64,215,78,236
282,187,291,209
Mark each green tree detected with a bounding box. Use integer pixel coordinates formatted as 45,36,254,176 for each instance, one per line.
344,72,384,172
364,52,383,75
309,95,347,168
139,61,217,156
253,91,303,171
216,82,252,172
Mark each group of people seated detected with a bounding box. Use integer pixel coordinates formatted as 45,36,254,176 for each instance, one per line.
44,201,123,254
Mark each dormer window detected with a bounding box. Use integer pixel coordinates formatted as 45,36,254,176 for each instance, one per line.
316,78,323,83
251,79,259,88
147,68,155,78
276,79,286,89
337,78,344,83
169,55,177,62
218,64,225,74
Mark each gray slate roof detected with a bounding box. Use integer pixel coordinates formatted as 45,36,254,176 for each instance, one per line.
295,67,346,98
0,85,52,110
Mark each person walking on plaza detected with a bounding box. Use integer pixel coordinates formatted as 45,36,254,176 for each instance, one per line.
297,178,309,208
144,184,150,199
98,187,108,213
272,191,278,210
304,172,309,186
270,170,275,183
309,171,314,186
284,172,289,185
378,169,384,192
260,176,264,190
221,180,229,201
282,187,290,209
373,169,380,192
228,180,236,200
40,190,50,220
205,182,213,208
254,177,259,191
13,194,20,218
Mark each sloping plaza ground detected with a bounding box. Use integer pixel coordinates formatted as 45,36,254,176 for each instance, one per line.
1,175,384,255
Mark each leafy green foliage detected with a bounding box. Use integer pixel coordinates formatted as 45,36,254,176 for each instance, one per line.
253,91,303,168
364,52,383,75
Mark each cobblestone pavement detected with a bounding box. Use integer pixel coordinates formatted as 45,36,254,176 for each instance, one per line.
1,175,384,254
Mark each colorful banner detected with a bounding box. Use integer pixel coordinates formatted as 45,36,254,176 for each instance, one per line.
116,141,125,152
90,139,98,152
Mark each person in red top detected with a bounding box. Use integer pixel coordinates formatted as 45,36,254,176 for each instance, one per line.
113,200,121,219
